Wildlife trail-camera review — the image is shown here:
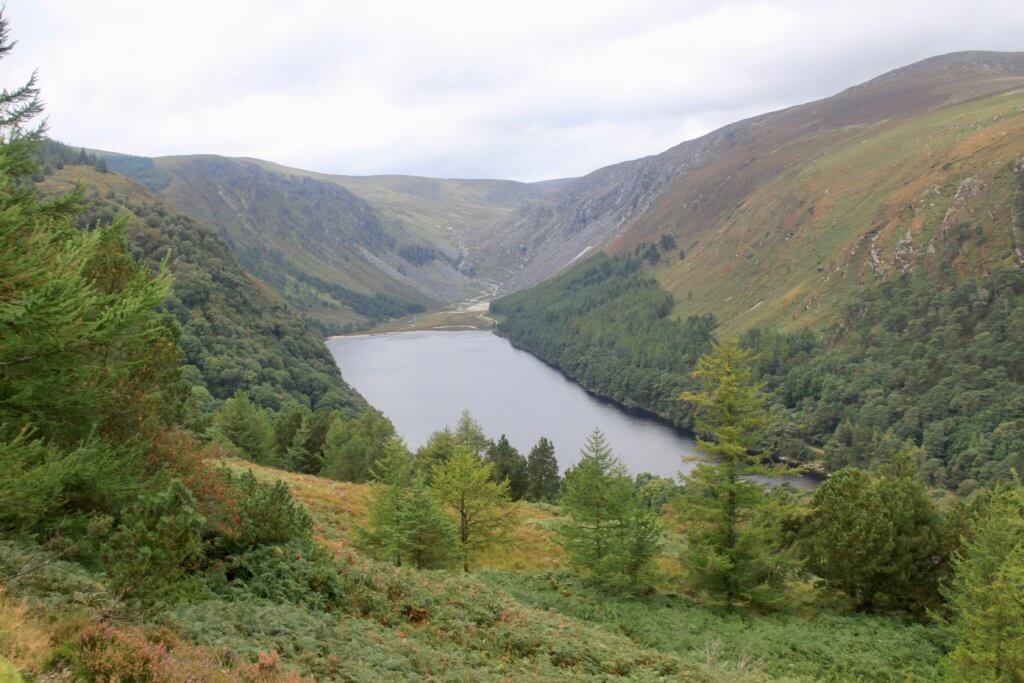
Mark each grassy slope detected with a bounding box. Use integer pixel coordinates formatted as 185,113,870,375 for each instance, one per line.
0,455,942,681
614,64,1024,335
225,459,943,681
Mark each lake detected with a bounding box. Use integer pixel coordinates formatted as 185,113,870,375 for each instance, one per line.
327,330,814,488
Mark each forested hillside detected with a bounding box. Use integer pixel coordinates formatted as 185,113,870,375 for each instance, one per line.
493,232,1024,489
37,143,365,414
491,254,716,429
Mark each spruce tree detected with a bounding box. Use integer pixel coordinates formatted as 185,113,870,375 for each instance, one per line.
486,434,528,500
558,429,662,591
677,341,793,608
526,436,560,502
431,446,510,572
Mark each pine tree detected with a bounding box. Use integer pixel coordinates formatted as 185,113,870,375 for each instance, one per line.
211,392,275,464
558,429,662,591
526,436,560,502
285,414,319,472
806,467,894,610
273,400,310,461
486,434,528,500
676,341,793,608
359,439,457,568
431,446,510,572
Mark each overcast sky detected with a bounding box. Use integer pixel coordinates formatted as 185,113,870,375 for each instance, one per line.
5,1,1024,181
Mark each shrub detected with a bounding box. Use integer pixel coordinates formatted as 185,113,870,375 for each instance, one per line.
103,480,206,605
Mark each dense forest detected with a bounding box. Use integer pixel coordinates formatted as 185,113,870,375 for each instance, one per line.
491,255,717,429
493,234,1024,490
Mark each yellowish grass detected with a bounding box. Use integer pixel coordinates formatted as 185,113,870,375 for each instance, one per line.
223,458,567,571
0,587,52,677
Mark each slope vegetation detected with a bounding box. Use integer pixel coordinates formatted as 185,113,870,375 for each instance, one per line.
497,51,1024,333
39,156,365,412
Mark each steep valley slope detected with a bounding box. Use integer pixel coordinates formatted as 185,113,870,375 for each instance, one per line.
99,152,567,332
493,51,1024,334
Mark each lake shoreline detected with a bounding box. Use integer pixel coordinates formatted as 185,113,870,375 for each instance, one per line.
494,328,828,482
327,328,825,484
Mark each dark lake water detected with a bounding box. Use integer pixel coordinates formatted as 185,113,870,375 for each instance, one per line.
327,330,814,488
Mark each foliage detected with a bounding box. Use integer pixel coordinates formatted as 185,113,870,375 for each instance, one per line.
558,429,662,591
320,408,395,483
525,436,561,502
415,426,458,477
806,450,946,614
743,259,1024,488
358,441,457,568
485,571,943,681
453,409,490,456
272,400,309,463
676,342,795,609
103,480,206,604
492,254,717,429
486,434,528,500
431,447,511,572
211,392,276,465
941,485,1024,680
228,469,313,551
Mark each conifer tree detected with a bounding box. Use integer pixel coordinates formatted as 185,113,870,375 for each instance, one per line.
807,449,944,612
211,392,275,464
431,446,510,572
359,438,457,568
526,436,560,502
415,426,458,478
558,429,662,591
486,434,528,500
676,341,793,608
321,408,395,482
273,400,310,461
453,409,490,456
942,485,1024,680
285,414,319,472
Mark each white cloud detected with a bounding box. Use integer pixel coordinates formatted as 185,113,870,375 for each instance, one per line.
5,0,1024,180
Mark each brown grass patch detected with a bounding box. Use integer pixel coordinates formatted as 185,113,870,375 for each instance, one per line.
0,587,51,676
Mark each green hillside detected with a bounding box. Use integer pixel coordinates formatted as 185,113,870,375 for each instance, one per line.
38,149,366,414
492,52,1024,490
